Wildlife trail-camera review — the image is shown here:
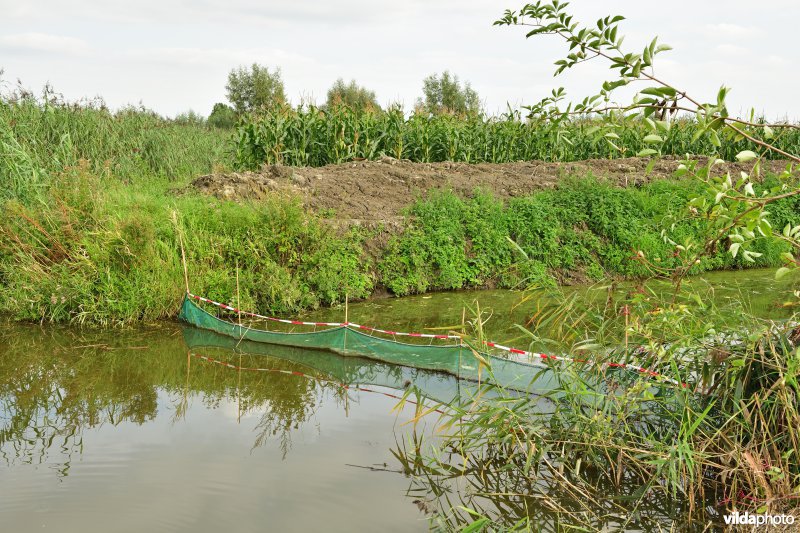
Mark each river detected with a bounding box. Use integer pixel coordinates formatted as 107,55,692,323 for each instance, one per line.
0,269,795,531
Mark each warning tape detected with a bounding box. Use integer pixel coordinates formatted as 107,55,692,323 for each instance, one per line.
188,292,684,387
189,351,446,414
188,293,457,339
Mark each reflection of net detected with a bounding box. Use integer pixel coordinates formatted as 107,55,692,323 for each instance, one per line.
179,296,556,394
188,351,447,415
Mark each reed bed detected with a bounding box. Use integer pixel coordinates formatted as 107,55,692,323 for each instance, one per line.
0,95,231,202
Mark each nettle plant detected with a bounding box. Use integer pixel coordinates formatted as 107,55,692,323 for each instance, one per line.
495,1,800,288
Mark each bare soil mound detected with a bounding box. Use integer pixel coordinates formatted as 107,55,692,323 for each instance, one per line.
190,157,786,222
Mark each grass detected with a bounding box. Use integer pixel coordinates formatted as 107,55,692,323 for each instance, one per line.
0,95,232,202
380,178,797,296
2,170,795,325
394,290,800,530
0,163,372,325
0,95,796,326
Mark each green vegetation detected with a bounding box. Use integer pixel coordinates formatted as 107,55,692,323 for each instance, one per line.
325,78,380,112
233,105,800,169
418,70,481,116
380,179,797,296
208,102,237,129
0,91,230,202
225,63,286,114
391,3,800,530
0,164,371,325
1,158,793,325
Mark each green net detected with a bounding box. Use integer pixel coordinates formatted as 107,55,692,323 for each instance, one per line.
179,296,558,394
182,326,475,404
178,296,684,414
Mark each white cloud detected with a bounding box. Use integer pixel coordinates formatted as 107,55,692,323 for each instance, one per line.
0,32,89,55
714,43,749,56
126,46,317,69
0,1,797,119
705,23,760,37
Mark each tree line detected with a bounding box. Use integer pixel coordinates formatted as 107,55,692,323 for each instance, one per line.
205,63,482,128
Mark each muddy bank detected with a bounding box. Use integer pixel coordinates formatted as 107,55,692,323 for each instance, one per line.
188,157,788,222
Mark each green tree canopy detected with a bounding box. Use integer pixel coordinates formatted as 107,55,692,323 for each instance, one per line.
418,71,481,116
207,102,237,129
325,78,380,112
225,64,286,114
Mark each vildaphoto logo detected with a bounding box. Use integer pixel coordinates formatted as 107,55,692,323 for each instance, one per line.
723,512,795,526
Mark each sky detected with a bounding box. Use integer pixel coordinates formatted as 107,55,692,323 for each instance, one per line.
1,0,798,120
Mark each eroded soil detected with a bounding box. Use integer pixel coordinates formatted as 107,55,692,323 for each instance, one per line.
189,157,788,223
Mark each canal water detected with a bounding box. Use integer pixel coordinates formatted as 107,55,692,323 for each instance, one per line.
0,269,795,531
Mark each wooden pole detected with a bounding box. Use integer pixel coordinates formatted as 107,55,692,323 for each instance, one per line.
236,260,242,327
174,210,190,294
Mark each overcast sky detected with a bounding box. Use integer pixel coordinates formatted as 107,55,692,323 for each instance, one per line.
1,0,798,119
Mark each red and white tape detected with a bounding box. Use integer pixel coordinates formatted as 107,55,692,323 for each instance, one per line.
188,293,458,339
188,292,683,387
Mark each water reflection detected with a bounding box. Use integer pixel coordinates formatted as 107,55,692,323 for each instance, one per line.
0,323,436,531
1,323,436,467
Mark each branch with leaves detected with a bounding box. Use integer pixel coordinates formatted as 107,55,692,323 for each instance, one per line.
496,1,800,287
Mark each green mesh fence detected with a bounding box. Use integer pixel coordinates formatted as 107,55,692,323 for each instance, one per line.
182,326,474,405
178,295,682,411
179,296,559,394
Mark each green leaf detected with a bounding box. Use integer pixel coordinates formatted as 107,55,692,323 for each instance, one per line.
637,148,658,157
729,242,740,258
643,134,663,144
462,518,490,533
776,267,792,280
735,150,758,162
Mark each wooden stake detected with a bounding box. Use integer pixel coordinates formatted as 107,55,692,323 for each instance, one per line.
236,260,242,327
345,292,349,324
174,210,190,294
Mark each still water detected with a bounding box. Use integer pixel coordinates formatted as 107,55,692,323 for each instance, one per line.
0,269,795,531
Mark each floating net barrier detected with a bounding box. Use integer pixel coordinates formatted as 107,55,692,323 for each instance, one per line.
183,327,488,407
179,293,685,398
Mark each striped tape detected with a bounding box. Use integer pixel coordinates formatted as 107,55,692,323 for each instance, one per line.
189,293,457,339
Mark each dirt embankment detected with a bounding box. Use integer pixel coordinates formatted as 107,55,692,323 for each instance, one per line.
189,157,788,223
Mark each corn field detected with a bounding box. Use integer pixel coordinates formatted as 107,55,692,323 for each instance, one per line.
234,105,800,169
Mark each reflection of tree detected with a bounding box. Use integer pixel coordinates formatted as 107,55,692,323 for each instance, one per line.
0,327,161,476
185,350,349,458
2,323,462,475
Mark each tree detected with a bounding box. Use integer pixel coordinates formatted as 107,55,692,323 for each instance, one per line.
173,109,205,126
325,78,380,112
225,64,286,114
207,102,237,129
418,71,481,116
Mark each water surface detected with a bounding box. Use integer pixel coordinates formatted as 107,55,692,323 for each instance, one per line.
1,269,796,531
